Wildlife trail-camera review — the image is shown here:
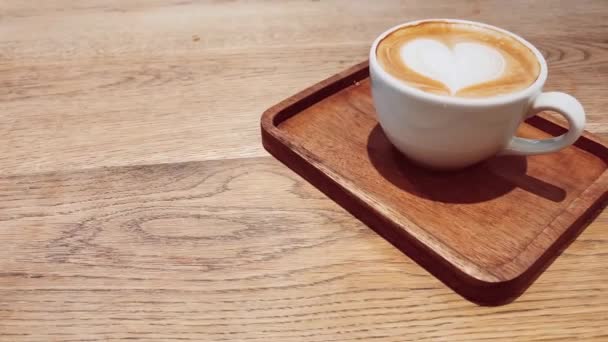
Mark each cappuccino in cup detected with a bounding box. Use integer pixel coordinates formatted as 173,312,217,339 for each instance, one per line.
376,21,540,98
369,19,585,169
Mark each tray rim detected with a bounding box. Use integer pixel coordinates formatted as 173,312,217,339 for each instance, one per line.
261,61,608,304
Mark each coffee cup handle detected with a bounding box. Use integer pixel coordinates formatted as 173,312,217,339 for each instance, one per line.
500,92,586,156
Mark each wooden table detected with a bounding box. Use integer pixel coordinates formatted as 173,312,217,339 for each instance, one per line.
1,1,607,341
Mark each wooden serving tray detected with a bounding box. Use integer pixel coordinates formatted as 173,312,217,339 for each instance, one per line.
261,61,608,305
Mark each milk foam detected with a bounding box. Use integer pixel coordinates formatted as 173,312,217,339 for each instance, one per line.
377,22,540,97
400,38,505,94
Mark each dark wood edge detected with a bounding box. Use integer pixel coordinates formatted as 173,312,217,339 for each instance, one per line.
489,116,608,280
260,61,608,305
261,61,370,133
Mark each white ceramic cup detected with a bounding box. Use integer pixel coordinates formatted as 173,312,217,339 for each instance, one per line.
369,19,585,169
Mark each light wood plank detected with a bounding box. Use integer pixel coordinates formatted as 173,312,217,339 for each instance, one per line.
1,0,607,175
0,157,607,341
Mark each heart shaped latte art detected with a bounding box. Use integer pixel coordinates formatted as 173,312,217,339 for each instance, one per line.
400,39,506,94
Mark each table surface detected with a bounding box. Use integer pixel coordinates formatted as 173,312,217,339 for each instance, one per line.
1,1,607,341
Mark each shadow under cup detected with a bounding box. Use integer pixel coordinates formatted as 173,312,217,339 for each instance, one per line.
366,124,566,204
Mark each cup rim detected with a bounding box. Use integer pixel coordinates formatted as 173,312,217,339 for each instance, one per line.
369,19,548,107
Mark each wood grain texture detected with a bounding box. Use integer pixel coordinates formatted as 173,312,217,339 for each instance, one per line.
1,0,608,175
1,158,608,341
262,62,608,304
1,0,608,341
